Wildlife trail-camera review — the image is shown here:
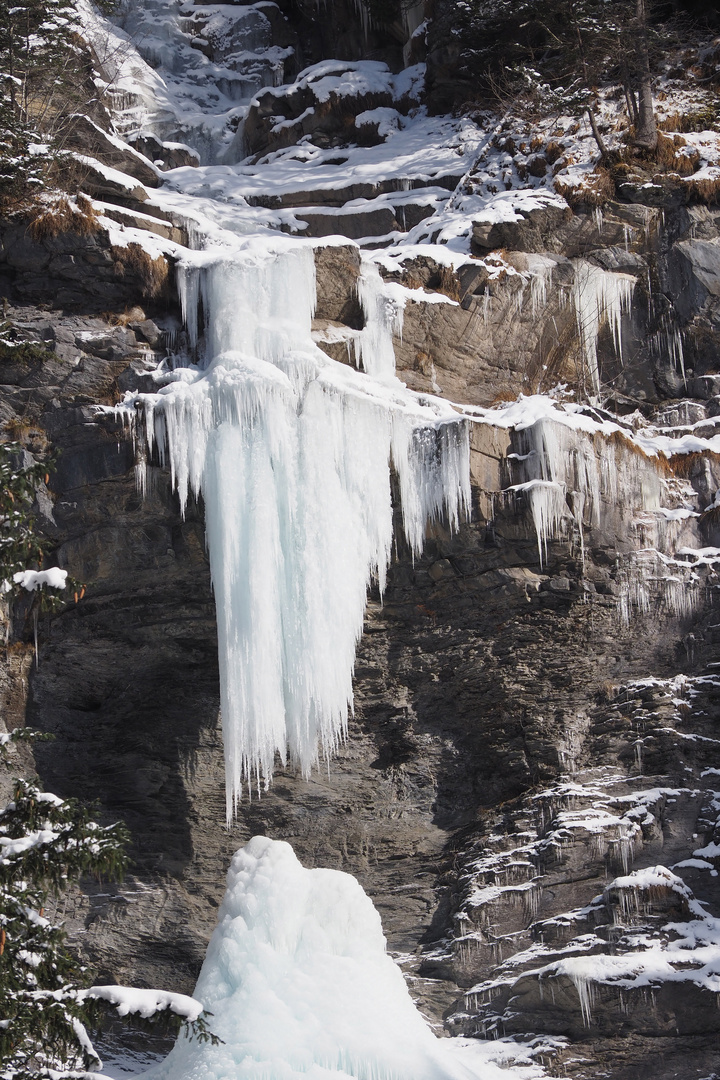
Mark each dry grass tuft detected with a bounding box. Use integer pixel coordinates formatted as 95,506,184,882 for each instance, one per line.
3,416,47,448
27,194,100,241
111,243,170,300
103,305,147,326
667,449,720,478
658,105,720,134
434,265,462,302
686,173,720,205
601,429,674,473
555,166,615,208
655,132,700,177
544,140,564,165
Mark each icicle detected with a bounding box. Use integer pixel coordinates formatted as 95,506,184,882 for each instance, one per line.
136,242,469,819
649,319,686,386
482,286,491,324
568,970,596,1027
528,261,552,318
177,262,202,351
507,479,568,568
354,258,404,379
573,260,635,393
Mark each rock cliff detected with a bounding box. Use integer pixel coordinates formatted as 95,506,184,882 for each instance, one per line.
3,1,720,1078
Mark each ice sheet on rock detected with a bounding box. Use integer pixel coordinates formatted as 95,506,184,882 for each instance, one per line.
139,837,477,1080
134,239,469,815
456,394,720,579
86,0,292,163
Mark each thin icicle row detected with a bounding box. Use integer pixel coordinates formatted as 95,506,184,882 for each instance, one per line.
573,260,635,393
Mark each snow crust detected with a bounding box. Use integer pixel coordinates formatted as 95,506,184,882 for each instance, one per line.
139,837,485,1080
85,986,203,1023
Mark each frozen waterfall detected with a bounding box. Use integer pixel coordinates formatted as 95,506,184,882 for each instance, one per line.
136,238,469,818
139,836,474,1080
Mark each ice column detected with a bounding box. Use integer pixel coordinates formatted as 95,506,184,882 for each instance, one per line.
573,260,635,393
140,242,469,818
139,837,472,1080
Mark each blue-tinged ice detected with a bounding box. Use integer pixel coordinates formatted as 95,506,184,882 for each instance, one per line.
139,837,475,1080
136,240,469,818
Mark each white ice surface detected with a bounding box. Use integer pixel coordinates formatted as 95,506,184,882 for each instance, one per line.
132,237,469,816
138,837,529,1080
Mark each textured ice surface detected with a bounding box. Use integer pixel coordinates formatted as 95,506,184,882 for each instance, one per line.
139,837,482,1080
134,238,469,816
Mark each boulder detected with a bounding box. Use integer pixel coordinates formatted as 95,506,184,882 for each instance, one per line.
62,115,160,188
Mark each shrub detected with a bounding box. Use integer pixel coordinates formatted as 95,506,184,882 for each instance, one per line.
111,243,171,300
27,193,100,241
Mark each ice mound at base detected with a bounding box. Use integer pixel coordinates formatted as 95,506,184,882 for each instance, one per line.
140,836,476,1080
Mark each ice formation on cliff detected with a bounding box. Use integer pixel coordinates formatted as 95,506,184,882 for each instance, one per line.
573,261,635,393
135,239,469,818
139,836,475,1080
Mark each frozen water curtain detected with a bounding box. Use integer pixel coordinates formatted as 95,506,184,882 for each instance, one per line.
136,239,470,818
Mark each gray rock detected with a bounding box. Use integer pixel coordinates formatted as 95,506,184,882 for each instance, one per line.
62,115,160,188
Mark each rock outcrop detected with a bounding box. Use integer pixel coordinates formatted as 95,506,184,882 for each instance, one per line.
3,2,720,1078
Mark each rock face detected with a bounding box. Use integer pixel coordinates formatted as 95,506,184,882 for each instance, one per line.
3,192,720,1080
0,217,176,311
4,6,720,1079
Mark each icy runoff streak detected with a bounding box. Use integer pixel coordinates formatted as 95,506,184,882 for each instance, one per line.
140,238,469,819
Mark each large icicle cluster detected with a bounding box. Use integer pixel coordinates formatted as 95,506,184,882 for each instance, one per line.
136,239,469,818
573,261,635,393
140,837,474,1080
502,402,662,567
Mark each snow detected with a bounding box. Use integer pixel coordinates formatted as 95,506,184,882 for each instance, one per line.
164,111,484,207
84,986,203,1023
138,837,500,1080
256,60,424,107
13,568,67,592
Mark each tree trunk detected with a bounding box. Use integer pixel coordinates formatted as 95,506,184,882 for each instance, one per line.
633,0,657,151
587,105,608,158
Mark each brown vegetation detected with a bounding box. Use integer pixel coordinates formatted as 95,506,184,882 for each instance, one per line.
658,105,720,134
103,305,147,327
110,243,170,300
434,265,462,302
554,166,615,208
686,173,720,204
27,194,100,241
655,132,700,177
667,449,720,478
2,417,48,451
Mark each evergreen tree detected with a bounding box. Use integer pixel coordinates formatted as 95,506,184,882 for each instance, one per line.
0,731,129,1077
0,442,50,588
0,731,219,1078
0,0,98,202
